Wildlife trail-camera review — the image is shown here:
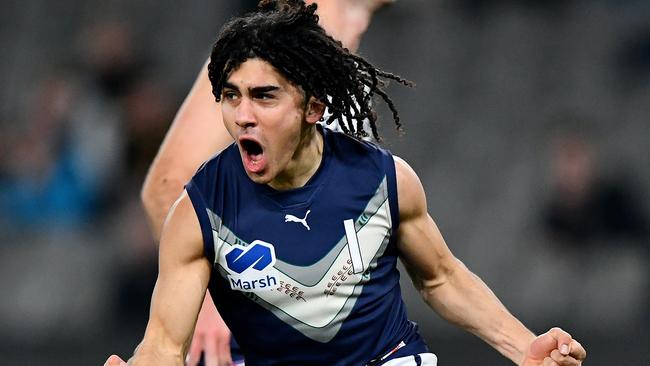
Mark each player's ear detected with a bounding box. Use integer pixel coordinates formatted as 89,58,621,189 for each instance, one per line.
305,97,326,124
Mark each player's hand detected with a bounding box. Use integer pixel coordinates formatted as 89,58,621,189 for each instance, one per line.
186,292,233,366
104,354,127,366
521,327,586,366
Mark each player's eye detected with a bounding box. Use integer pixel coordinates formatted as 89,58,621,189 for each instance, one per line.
223,90,238,100
255,93,273,100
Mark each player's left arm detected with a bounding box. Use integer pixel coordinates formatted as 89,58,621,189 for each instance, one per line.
393,156,586,366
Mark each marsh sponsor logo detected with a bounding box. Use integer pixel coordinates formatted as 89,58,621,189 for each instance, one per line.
225,240,278,292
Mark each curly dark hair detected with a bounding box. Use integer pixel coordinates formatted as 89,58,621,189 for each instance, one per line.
207,0,412,141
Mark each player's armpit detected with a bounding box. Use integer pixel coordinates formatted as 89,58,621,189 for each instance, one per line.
141,59,232,241
127,191,212,365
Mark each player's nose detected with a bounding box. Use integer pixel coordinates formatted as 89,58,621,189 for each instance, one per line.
234,98,257,128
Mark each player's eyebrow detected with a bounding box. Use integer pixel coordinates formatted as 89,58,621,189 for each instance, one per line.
222,81,239,91
222,81,280,94
250,85,280,94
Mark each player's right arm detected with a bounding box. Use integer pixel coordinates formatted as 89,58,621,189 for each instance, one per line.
107,191,211,365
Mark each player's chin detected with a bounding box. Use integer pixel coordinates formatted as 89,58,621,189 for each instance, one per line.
244,169,272,185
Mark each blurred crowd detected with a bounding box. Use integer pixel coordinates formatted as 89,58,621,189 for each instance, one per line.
0,21,170,232
0,17,176,348
0,1,647,365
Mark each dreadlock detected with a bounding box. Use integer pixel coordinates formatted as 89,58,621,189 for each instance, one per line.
208,0,412,141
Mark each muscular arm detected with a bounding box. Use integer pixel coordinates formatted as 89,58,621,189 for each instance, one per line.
394,157,535,365
128,191,211,365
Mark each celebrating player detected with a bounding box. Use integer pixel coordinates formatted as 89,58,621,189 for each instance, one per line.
112,1,587,365
141,1,393,365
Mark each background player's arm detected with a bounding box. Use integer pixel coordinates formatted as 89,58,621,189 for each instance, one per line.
122,191,211,365
394,157,585,366
141,61,230,241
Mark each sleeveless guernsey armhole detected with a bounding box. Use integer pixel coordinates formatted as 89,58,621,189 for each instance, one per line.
382,150,400,233
185,181,216,265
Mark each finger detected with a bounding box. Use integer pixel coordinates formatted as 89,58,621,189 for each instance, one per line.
559,356,581,366
104,355,127,366
203,335,220,366
527,332,560,360
569,339,587,360
547,327,573,355
542,356,559,366
550,349,580,366
186,335,203,366
217,335,233,366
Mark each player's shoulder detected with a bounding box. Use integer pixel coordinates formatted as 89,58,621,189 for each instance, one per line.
393,155,427,218
160,190,205,260
393,155,415,176
394,156,420,189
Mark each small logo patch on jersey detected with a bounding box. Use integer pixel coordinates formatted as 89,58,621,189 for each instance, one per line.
284,209,311,230
225,240,278,292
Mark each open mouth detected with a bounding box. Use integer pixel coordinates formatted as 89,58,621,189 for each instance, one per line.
241,138,263,159
239,137,266,174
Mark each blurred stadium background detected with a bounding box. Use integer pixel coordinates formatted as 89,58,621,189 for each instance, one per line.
0,1,648,365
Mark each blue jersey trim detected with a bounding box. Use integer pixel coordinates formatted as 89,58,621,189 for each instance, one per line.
185,182,216,264
382,150,400,234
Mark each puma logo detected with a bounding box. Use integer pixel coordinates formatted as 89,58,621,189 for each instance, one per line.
284,210,311,231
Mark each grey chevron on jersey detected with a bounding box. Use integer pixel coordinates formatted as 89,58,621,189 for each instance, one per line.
206,177,390,287
248,232,392,343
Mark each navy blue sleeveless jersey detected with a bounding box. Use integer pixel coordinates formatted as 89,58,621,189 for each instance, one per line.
186,126,429,365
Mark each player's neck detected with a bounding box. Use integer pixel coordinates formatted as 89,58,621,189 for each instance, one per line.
268,125,323,191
